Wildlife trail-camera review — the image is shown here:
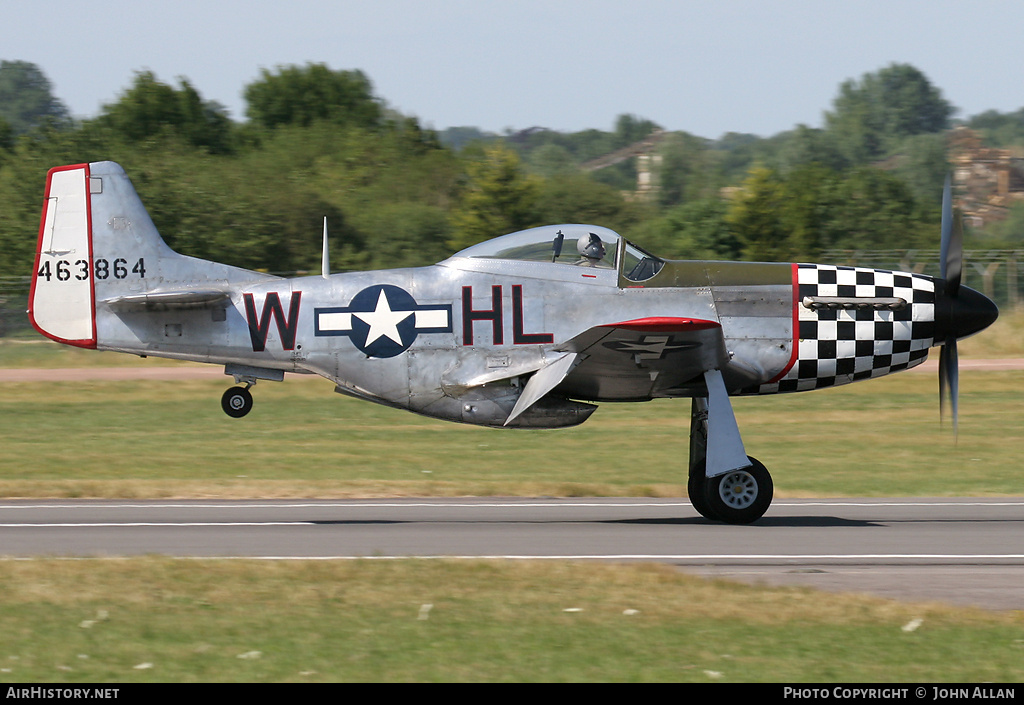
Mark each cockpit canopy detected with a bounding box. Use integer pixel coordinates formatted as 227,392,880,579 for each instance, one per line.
447,225,664,282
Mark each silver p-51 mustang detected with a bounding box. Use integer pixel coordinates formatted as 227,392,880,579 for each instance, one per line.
29,162,998,523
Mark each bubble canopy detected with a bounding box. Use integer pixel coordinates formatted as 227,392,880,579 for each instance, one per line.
447,225,663,281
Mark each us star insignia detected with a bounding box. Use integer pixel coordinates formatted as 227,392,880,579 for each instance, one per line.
315,284,452,358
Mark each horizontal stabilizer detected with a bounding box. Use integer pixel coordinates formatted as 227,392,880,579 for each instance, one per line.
102,288,231,311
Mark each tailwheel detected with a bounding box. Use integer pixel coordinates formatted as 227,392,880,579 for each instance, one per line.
703,456,773,524
221,386,254,418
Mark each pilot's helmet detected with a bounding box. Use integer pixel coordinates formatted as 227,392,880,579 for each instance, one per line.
577,232,605,260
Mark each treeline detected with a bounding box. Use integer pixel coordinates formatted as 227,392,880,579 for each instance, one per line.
0,60,1022,281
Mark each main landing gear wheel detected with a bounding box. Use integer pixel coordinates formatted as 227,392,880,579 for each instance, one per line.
703,456,773,525
687,463,721,521
221,386,253,418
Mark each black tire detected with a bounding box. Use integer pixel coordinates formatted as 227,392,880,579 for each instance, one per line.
687,462,721,521
221,386,253,418
703,456,773,524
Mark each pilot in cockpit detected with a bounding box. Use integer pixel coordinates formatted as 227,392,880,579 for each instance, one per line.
575,232,606,267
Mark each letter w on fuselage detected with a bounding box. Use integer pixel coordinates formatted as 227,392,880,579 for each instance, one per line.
243,292,301,352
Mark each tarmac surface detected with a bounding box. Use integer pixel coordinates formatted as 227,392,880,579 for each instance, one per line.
1,497,1022,611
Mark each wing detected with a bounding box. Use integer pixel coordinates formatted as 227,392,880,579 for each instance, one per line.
554,316,730,401
503,316,730,426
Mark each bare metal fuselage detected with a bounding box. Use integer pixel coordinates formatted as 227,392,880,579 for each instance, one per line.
90,254,935,428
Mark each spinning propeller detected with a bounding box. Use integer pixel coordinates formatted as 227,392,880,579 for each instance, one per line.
935,174,998,437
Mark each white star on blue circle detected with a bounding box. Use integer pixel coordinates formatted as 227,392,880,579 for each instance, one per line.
314,285,452,358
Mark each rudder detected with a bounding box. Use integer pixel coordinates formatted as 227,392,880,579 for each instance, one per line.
29,164,97,347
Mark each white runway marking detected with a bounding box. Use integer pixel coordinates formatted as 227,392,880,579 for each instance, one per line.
0,522,313,527
1,499,1023,509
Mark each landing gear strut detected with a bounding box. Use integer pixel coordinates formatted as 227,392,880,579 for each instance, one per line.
221,385,253,418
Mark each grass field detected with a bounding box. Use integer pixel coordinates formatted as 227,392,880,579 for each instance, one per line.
0,316,1021,683
1,559,1022,683
0,348,1020,499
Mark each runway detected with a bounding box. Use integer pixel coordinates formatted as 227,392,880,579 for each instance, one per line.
1,497,1022,611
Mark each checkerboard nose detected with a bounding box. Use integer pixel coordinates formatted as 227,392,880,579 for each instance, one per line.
934,284,999,343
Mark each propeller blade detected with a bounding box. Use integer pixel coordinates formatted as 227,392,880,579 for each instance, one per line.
939,341,948,419
937,173,966,439
939,173,963,297
945,213,963,299
940,174,952,273
938,336,959,440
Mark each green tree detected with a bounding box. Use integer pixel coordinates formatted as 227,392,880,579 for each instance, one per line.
0,61,70,134
356,202,452,267
244,63,382,131
775,125,848,173
656,131,715,206
824,63,953,165
296,122,461,268
613,113,662,145
726,167,794,261
527,143,577,178
979,201,1024,246
633,197,737,261
438,126,499,151
122,147,352,273
778,163,843,257
0,116,12,167
875,64,954,136
448,145,541,251
966,108,1024,150
534,172,646,233
824,167,921,251
886,132,950,207
99,72,233,153
724,164,925,263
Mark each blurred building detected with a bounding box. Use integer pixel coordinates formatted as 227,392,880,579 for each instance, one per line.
949,126,1024,228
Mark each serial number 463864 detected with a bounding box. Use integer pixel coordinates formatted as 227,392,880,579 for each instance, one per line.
37,257,146,282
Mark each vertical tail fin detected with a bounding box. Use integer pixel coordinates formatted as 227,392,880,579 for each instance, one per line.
29,161,268,348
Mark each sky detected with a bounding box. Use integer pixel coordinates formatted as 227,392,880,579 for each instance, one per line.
3,0,1024,140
